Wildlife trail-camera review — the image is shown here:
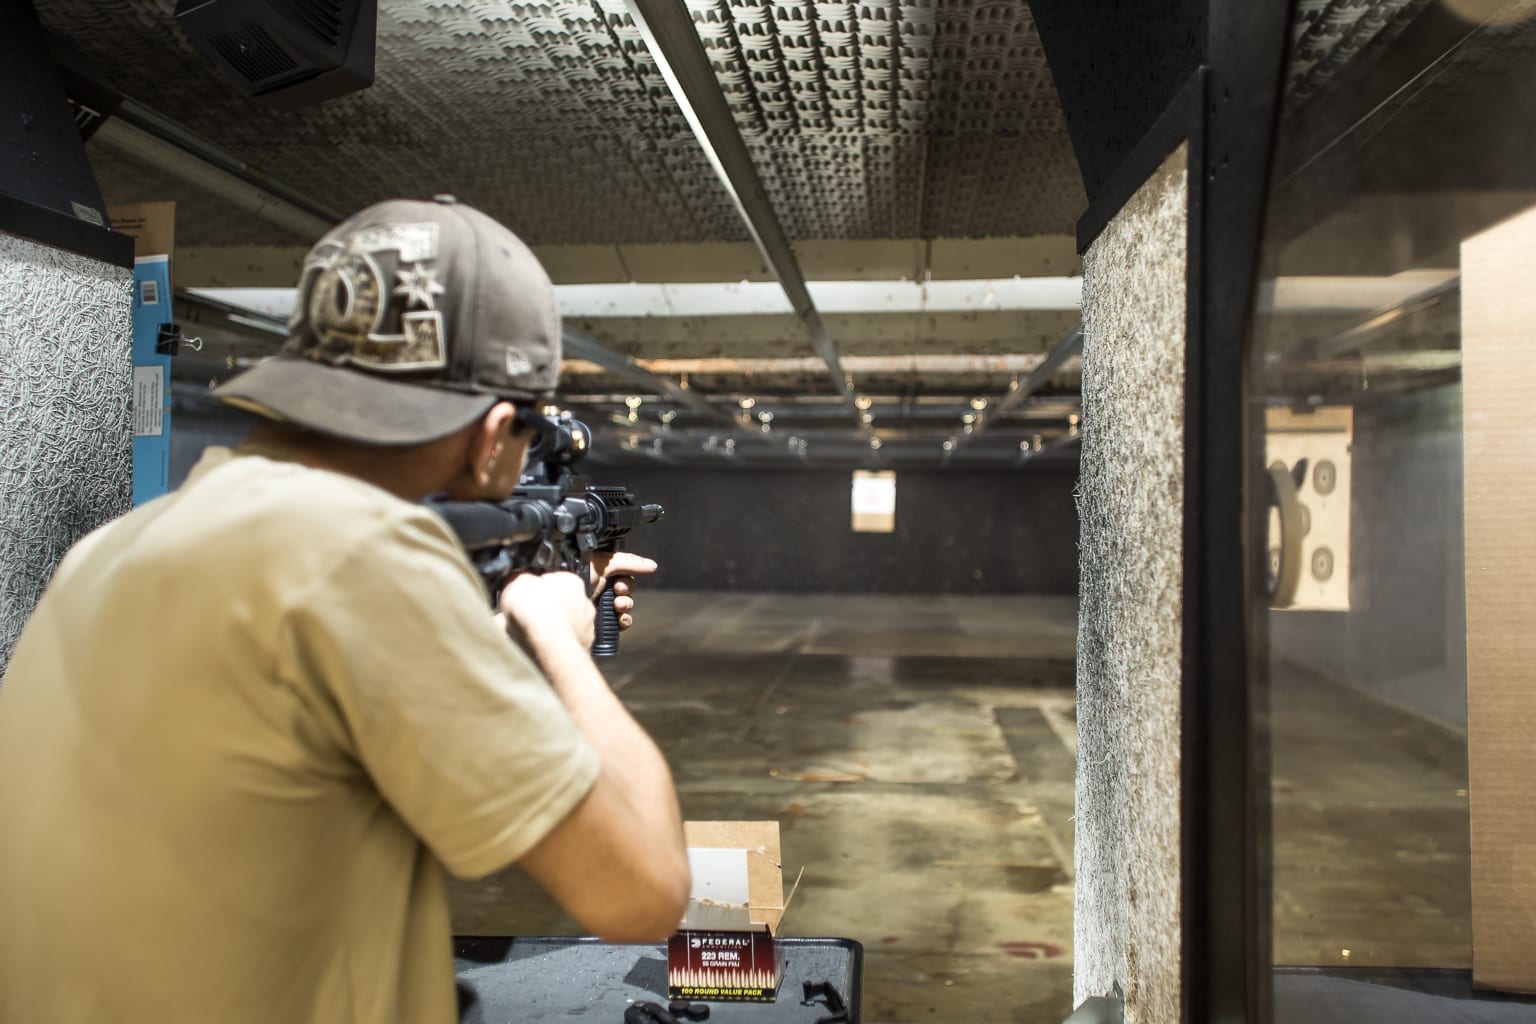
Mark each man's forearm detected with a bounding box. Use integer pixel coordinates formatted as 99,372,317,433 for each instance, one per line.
523,631,684,839
500,609,690,941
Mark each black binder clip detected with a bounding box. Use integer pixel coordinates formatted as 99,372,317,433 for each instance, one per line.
156,322,181,357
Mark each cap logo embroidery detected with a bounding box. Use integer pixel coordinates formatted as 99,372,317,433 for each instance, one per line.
504,348,533,377
393,262,445,310
289,222,447,372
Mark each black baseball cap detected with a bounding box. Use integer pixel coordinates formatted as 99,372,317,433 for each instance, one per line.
214,196,560,445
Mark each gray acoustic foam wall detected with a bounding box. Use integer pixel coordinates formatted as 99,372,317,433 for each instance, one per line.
1073,143,1189,1023
0,233,132,675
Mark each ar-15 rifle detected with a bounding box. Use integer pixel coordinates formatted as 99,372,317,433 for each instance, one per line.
423,411,664,656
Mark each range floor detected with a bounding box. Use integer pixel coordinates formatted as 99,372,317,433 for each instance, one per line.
449,593,1081,1024
449,594,1487,1022
1270,660,1474,971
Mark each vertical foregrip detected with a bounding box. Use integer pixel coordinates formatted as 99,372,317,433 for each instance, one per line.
592,584,622,657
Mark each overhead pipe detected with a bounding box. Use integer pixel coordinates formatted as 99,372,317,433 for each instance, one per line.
92,98,341,242
90,85,765,437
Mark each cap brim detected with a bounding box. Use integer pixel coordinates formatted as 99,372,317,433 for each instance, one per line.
212,357,499,446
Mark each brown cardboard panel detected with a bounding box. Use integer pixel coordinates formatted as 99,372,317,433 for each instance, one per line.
1461,202,1536,994
850,511,894,533
1266,406,1353,434
107,202,175,259
683,821,787,934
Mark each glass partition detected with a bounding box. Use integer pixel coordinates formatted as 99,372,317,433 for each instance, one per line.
1251,1,1536,1017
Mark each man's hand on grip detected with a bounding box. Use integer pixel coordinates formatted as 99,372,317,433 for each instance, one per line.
590,552,658,632
497,571,596,652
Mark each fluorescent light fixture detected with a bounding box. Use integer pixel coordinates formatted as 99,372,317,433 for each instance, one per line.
188,280,1086,320
191,272,1451,326
565,354,1071,376
551,278,1084,317
1259,270,1459,313
188,288,300,318
226,312,288,336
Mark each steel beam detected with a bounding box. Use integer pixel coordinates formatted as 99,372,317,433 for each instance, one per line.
1315,275,1458,358
560,328,739,428
937,320,1083,464
623,0,861,421
974,322,1083,433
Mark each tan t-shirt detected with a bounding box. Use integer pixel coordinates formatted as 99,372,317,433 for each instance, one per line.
0,447,600,1024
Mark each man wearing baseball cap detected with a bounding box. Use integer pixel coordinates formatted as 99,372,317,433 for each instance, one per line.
0,197,689,1024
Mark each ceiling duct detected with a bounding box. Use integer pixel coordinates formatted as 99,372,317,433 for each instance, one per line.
174,0,376,109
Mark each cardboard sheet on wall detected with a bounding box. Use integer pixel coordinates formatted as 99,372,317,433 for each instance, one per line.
108,202,175,260
1461,202,1536,994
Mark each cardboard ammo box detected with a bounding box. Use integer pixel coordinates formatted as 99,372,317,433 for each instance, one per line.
667,821,800,1002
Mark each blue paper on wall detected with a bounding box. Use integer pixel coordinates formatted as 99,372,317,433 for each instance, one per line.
131,255,172,505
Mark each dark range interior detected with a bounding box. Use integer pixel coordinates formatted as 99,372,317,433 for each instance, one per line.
4,0,1536,1022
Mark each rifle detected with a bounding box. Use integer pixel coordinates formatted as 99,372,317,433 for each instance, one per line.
423,411,664,656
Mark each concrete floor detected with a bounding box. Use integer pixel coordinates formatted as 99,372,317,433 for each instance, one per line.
449,593,1081,1024
448,593,1482,1021
1270,661,1473,970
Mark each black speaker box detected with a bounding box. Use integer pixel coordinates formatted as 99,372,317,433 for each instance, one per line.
175,0,377,109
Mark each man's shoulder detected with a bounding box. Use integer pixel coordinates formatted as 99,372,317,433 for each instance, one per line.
177,449,463,568
194,449,432,523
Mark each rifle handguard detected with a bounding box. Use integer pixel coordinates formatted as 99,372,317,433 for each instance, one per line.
424,413,664,659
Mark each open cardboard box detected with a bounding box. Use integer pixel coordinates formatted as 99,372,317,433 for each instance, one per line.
666,821,802,1002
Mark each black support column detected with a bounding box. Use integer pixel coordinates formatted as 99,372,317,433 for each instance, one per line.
1184,5,1292,1024
1029,2,1294,1022
0,3,132,267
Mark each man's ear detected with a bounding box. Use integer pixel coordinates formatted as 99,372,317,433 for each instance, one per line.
468,401,519,484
